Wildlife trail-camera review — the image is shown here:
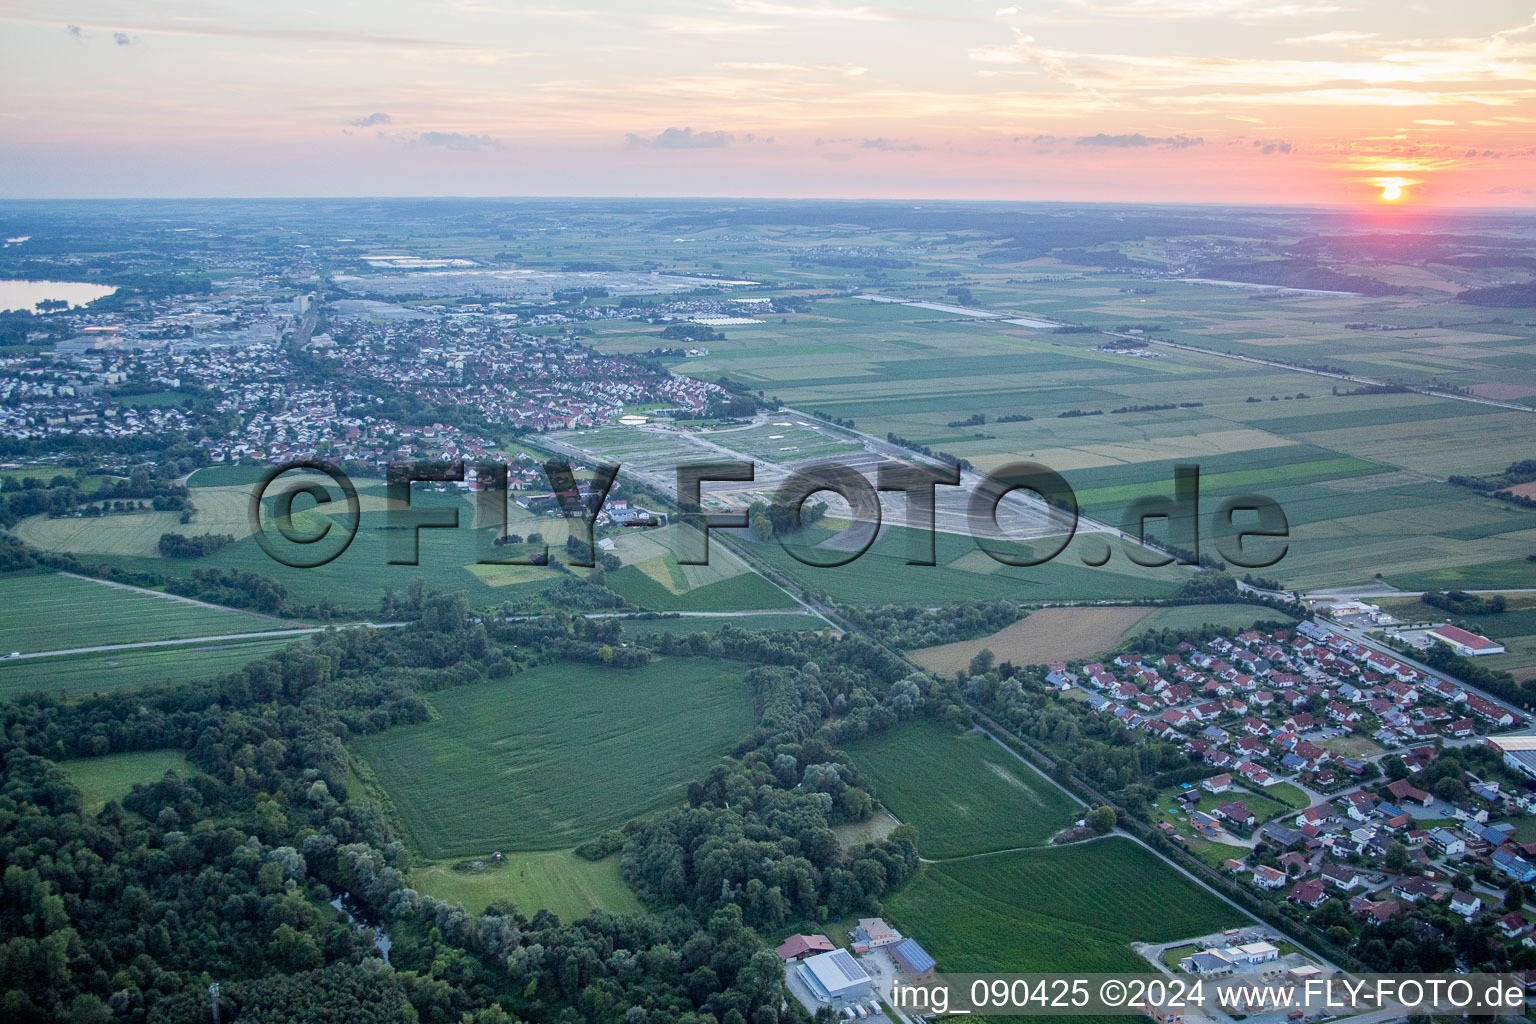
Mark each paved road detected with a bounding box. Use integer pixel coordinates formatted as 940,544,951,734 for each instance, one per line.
1306,589,1536,599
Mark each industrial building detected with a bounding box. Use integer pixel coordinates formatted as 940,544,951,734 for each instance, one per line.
889,938,936,980
1427,624,1506,657
796,949,874,1005
1488,735,1536,782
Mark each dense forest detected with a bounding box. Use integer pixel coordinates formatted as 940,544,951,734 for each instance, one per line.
0,589,938,1024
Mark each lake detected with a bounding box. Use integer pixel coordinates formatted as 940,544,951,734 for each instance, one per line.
0,280,118,313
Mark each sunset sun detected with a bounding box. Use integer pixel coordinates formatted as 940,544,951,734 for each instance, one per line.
1381,182,1402,201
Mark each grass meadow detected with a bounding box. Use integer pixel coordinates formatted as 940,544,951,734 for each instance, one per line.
357,657,753,858
58,749,196,812
410,851,641,920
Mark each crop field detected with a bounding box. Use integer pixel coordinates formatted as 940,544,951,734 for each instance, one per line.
606,564,797,611
846,719,1079,858
357,657,753,858
0,570,285,654
909,607,1152,675
58,749,196,812
0,635,300,700
882,839,1243,974
741,524,1185,606
410,851,641,920
579,285,1536,594
603,523,799,611
1127,603,1298,636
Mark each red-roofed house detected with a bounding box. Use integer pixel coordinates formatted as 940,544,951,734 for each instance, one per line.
776,934,836,961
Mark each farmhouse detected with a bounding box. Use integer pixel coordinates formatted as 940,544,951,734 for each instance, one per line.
796,950,874,1005
1427,625,1506,657
1216,801,1255,829
1383,778,1431,806
1492,849,1536,882
1450,891,1482,917
1182,951,1236,975
1252,865,1286,890
850,918,900,952
777,935,836,962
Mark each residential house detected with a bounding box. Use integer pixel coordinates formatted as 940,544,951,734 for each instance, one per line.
1450,891,1482,918
1202,773,1234,794
1428,828,1466,856
1322,863,1361,890
1289,879,1328,908
1492,849,1536,883
1252,865,1287,890
1391,877,1441,903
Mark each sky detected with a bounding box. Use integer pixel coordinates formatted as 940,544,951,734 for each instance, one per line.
2,0,1535,205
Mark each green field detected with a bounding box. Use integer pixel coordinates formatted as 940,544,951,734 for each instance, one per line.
1265,781,1311,810
847,719,1079,858
411,851,642,920
616,613,829,637
57,749,196,812
605,564,798,611
883,838,1243,973
0,570,286,654
0,635,301,700
357,657,754,858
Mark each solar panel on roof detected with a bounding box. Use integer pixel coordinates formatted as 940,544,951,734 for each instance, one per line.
829,950,863,981
893,938,935,974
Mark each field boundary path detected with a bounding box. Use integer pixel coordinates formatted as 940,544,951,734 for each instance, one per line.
8,622,409,661
1136,336,1536,415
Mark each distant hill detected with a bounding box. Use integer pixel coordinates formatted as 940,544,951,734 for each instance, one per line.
1197,258,1407,297
1455,281,1536,307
